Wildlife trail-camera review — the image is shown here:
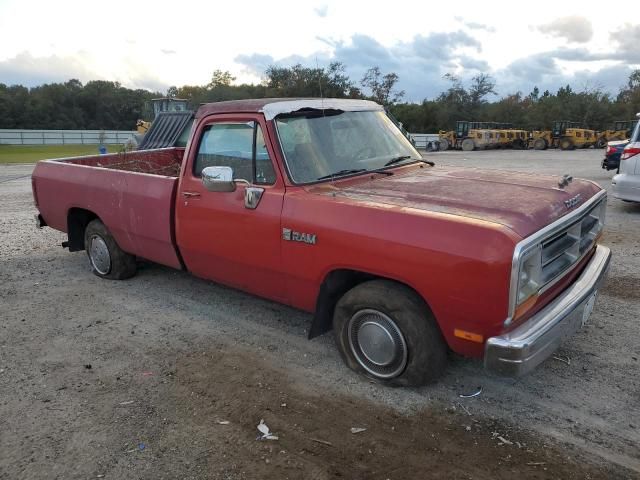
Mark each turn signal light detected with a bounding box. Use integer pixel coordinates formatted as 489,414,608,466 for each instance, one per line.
454,329,484,343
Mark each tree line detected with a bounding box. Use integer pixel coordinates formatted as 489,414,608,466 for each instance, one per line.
1,64,639,133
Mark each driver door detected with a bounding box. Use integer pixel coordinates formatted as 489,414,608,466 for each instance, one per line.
175,115,286,302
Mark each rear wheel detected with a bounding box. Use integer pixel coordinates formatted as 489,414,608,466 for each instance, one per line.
461,138,475,151
596,138,607,148
84,219,137,280
333,280,447,386
560,138,574,150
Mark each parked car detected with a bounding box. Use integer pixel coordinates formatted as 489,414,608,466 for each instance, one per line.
612,115,640,202
601,140,628,172
32,98,611,386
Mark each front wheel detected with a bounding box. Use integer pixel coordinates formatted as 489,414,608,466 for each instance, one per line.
333,280,447,386
533,138,547,150
84,219,137,280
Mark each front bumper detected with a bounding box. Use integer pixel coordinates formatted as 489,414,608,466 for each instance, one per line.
484,245,611,376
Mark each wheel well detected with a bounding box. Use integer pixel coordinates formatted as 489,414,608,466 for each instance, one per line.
309,269,425,339
67,208,98,252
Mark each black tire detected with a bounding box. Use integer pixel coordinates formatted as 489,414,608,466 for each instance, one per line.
439,138,450,151
596,138,607,149
512,139,525,150
333,280,447,387
533,138,546,150
84,219,137,280
461,138,475,151
560,138,574,150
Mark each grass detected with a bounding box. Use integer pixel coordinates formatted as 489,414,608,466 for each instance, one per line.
0,144,122,164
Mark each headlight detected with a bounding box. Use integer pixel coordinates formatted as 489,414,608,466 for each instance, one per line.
516,246,542,305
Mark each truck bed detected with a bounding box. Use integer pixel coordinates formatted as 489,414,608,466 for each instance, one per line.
64,148,183,176
32,148,185,269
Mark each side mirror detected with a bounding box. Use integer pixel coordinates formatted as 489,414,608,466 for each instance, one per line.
202,166,236,192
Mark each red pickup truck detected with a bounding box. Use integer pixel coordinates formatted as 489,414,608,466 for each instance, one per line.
32,98,611,386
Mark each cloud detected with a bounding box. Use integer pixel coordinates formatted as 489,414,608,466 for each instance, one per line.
537,16,593,43
160,49,176,55
235,31,486,101
610,23,640,63
0,51,168,92
0,51,96,87
505,53,558,83
314,5,328,17
458,56,490,71
234,53,277,77
510,25,640,66
496,54,636,97
454,16,496,33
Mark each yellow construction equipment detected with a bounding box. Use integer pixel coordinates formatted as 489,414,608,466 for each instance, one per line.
596,120,639,147
528,130,552,150
552,121,596,149
439,121,515,151
504,129,528,149
438,129,456,150
136,119,151,134
527,121,596,150
462,129,497,150
437,120,599,151
496,130,511,149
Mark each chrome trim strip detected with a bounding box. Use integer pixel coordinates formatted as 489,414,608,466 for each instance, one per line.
487,244,611,376
506,190,607,326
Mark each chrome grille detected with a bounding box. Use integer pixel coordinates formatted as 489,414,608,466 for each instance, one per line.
540,199,606,287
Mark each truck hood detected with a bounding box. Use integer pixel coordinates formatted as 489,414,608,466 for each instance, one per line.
310,165,602,238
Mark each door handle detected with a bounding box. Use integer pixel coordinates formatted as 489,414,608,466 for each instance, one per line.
244,187,264,210
182,191,201,198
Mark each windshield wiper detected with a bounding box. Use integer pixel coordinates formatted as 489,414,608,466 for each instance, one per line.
384,155,435,167
384,155,414,166
316,168,367,181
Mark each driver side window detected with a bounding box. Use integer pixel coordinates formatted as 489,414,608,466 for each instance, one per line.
194,122,276,185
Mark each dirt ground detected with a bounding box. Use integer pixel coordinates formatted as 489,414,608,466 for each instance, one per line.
1,149,639,479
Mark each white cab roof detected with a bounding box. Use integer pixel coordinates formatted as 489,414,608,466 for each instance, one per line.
261,99,383,120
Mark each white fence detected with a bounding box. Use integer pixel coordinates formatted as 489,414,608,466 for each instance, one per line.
410,133,440,150
1,128,438,149
0,129,137,145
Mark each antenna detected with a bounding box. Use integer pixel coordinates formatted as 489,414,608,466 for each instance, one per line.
315,56,324,114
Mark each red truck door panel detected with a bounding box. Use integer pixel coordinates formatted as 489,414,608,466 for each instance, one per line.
175,115,286,301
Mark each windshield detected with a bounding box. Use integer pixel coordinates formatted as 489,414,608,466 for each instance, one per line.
275,110,421,183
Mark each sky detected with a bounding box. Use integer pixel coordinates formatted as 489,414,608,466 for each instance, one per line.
0,0,638,102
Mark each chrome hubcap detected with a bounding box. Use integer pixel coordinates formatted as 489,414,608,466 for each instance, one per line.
89,235,111,275
347,309,407,379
